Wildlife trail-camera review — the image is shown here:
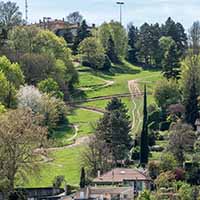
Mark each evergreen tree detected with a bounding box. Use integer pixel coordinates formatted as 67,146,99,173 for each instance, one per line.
140,85,149,166
96,98,131,165
162,17,187,58
162,42,180,79
73,20,90,53
127,24,138,63
106,35,118,63
80,167,86,188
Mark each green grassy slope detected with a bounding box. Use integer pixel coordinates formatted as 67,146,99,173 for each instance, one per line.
26,61,162,187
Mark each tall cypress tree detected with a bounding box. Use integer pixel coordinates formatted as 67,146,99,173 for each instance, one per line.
140,85,149,166
185,76,199,127
80,167,86,188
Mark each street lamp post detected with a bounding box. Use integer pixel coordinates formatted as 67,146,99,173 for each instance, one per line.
116,1,124,25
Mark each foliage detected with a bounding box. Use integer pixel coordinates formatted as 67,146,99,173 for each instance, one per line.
181,55,200,127
140,85,149,165
160,153,177,172
0,1,22,36
38,78,64,99
127,23,138,63
73,20,91,53
20,53,54,85
17,85,68,131
154,78,181,110
159,36,180,79
0,109,47,195
137,190,155,200
148,161,160,180
52,175,65,189
98,21,128,61
169,122,196,165
0,55,24,107
178,183,193,200
155,171,175,188
79,37,105,69
189,21,200,55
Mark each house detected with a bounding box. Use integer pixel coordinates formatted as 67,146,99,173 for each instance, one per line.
195,118,200,133
73,187,134,200
93,168,151,192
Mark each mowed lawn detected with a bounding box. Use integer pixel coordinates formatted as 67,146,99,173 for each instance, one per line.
26,146,84,188
27,62,162,188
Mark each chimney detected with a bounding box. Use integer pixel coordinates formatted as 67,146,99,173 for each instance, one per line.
97,170,101,178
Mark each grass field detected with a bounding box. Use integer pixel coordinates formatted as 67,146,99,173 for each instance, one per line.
26,61,162,187
26,146,84,188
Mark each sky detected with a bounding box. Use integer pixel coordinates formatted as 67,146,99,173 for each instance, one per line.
10,0,200,29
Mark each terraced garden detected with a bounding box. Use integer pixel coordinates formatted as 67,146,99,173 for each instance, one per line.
25,61,162,188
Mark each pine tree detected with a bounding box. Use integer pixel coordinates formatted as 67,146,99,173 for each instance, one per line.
127,24,138,63
96,98,131,165
73,20,90,53
106,35,118,63
162,42,180,79
140,85,149,166
80,167,86,188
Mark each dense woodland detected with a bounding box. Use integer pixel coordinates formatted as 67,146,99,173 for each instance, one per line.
1,1,200,199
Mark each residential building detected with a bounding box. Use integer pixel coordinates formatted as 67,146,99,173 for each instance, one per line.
74,187,134,200
93,168,151,192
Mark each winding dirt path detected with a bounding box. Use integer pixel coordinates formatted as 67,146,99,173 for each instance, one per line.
128,80,143,133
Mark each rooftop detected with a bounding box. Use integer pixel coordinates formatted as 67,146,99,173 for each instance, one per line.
93,168,151,183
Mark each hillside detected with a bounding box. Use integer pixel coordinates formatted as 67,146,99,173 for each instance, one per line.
25,61,162,187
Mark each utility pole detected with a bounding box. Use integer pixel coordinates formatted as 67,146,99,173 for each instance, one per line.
116,1,124,25
25,0,28,24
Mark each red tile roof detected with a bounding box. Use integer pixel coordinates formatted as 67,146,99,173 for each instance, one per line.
93,168,151,183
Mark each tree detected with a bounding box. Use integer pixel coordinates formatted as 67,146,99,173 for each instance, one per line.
73,20,90,53
162,17,187,58
189,21,200,55
127,23,138,63
136,23,153,65
140,85,149,166
17,85,68,131
83,136,111,177
79,37,105,69
159,36,180,79
0,56,24,107
154,79,181,111
33,29,78,98
96,98,131,165
20,53,54,85
80,167,86,188
37,78,64,99
181,55,200,127
8,26,39,56
98,21,128,61
66,11,83,24
106,35,118,63
169,122,196,165
0,109,47,195
0,1,22,39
